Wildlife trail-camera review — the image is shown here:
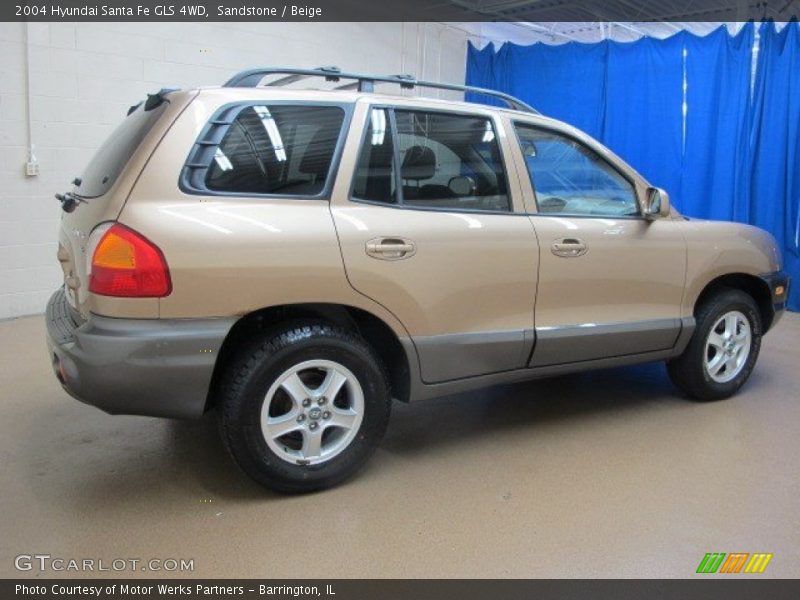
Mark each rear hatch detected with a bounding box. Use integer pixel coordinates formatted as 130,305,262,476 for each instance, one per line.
56,89,197,318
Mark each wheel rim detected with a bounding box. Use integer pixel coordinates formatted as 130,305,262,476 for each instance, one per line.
260,359,365,466
704,310,752,384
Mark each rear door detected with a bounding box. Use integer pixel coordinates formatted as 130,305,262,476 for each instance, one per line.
331,101,539,383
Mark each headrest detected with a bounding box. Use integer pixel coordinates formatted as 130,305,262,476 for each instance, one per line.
401,145,436,181
299,128,337,179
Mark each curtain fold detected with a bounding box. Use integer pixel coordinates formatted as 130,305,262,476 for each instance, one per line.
466,40,607,135
505,41,607,138
602,34,685,200
465,23,800,311
679,24,754,221
750,21,800,311
465,42,506,107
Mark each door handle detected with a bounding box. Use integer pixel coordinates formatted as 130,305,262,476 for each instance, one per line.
365,237,417,260
551,238,587,257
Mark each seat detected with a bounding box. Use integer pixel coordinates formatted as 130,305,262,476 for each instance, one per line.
401,145,454,202
295,127,339,194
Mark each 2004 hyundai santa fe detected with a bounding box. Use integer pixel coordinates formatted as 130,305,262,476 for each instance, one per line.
46,67,790,492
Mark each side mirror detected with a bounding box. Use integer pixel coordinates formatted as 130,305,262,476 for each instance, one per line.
644,187,670,220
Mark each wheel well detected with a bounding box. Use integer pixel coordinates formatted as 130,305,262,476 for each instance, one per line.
694,273,773,330
204,304,411,412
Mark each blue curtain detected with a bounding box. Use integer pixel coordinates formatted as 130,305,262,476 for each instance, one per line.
466,36,684,198
603,35,685,201
504,41,607,138
465,42,505,107
466,40,607,135
465,23,800,311
679,24,754,222
750,21,800,311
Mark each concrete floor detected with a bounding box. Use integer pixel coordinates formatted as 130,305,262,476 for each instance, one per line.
1,314,799,579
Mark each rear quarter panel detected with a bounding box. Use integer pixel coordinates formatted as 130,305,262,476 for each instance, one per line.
116,89,410,339
63,90,199,319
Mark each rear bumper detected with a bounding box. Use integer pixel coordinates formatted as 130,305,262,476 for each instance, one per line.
45,289,235,419
759,270,790,330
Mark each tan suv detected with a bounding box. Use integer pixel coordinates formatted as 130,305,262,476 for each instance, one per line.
46,67,789,492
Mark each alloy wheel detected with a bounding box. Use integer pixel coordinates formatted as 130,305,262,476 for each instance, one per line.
704,310,752,384
260,359,365,465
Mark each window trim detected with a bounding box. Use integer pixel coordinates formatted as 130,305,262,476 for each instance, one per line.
179,100,354,201
512,121,643,219
348,104,518,216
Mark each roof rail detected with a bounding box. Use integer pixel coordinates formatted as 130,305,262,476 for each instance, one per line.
222,66,539,114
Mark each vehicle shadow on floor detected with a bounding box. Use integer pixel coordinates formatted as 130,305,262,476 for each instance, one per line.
168,360,692,497
20,360,768,505
381,361,684,457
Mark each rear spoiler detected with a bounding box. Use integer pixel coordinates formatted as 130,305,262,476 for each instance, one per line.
127,87,179,116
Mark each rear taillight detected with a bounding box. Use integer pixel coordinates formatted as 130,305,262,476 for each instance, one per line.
89,223,171,297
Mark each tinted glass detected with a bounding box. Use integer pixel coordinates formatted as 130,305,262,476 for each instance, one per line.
352,108,396,204
515,125,638,217
206,105,345,196
76,101,167,199
394,110,510,212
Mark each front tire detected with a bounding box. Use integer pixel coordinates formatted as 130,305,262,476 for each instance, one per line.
219,322,391,493
667,288,762,401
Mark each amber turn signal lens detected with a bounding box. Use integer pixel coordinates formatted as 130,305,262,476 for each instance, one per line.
93,229,137,269
775,285,785,297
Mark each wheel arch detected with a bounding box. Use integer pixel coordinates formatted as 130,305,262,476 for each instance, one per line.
204,303,412,412
692,273,773,332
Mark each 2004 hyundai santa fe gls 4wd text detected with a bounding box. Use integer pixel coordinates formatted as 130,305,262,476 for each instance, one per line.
46,67,790,493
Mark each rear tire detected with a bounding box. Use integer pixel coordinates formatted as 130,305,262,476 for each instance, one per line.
667,288,762,401
219,322,391,493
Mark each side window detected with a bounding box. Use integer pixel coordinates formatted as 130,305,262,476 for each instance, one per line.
351,108,511,213
394,111,510,212
205,104,344,196
515,125,639,217
352,108,397,204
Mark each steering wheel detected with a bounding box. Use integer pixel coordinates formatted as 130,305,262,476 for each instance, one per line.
537,196,568,212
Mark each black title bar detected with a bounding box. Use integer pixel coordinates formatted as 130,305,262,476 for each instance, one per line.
4,0,800,22
5,579,800,600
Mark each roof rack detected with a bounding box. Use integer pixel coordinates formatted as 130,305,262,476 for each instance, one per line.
222,66,539,114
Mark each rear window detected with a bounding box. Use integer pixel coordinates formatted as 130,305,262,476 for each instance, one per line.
76,102,167,199
204,105,345,196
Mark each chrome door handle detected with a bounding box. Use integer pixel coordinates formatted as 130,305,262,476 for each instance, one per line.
551,238,587,257
365,237,417,260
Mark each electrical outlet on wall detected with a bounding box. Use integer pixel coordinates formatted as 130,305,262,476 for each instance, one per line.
25,145,39,177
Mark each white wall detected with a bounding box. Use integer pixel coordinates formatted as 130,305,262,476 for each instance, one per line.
0,21,478,319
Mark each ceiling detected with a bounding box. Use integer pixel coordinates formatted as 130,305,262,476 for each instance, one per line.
472,21,748,45
441,0,796,23
438,0,797,44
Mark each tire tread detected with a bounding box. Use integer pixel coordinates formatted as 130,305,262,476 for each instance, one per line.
667,287,762,401
218,321,391,493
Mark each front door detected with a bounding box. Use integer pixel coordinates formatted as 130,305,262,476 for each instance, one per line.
331,102,539,383
508,120,687,367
